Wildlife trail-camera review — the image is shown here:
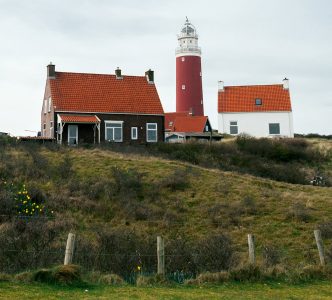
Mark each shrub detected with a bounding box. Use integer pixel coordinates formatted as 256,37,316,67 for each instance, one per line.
287,265,332,283
318,221,332,239
287,202,311,222
160,168,190,191
0,273,12,282
14,271,33,283
99,273,125,285
262,244,282,267
136,274,170,286
165,237,196,274
33,265,82,285
185,271,229,285
194,234,234,272
230,264,262,282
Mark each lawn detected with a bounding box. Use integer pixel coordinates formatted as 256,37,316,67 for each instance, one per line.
0,282,332,300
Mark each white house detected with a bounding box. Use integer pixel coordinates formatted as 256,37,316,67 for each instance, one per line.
218,79,294,138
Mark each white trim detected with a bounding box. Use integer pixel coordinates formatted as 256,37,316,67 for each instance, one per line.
105,120,123,142
146,123,158,142
131,127,138,140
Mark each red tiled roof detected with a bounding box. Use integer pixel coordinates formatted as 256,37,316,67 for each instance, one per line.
50,72,164,115
165,112,208,133
218,84,292,113
59,114,100,123
165,112,189,131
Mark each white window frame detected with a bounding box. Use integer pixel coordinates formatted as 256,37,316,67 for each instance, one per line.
230,121,238,135
48,97,52,112
182,84,186,90
131,127,138,140
43,100,47,114
105,121,123,142
181,57,185,62
50,121,53,138
68,125,78,145
146,123,158,143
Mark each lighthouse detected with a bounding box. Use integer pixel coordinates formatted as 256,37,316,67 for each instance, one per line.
176,17,204,116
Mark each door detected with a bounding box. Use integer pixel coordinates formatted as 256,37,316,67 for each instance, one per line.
68,125,78,145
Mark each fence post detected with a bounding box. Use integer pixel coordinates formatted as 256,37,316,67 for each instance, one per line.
247,234,255,265
157,236,165,275
64,232,76,265
314,229,325,265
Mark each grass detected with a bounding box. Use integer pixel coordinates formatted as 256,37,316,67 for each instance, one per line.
0,138,332,273
0,281,332,299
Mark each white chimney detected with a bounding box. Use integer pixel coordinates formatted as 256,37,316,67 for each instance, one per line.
283,78,289,90
218,80,224,92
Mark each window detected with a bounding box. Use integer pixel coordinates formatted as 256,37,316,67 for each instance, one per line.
50,121,53,137
48,97,52,112
131,127,138,140
68,125,78,145
255,98,262,105
43,100,47,114
105,121,123,142
269,123,280,135
182,84,185,90
205,125,209,132
181,57,185,62
147,123,157,142
230,121,238,135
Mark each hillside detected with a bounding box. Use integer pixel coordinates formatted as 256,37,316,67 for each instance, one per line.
0,138,331,278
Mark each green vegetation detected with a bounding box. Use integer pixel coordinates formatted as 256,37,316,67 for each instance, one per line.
0,137,331,280
1,281,332,299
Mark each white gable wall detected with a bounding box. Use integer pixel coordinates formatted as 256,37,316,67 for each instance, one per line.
218,111,294,138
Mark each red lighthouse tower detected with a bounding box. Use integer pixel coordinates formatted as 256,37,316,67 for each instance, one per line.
176,18,204,116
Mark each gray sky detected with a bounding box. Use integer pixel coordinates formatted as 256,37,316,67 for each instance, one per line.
0,0,331,135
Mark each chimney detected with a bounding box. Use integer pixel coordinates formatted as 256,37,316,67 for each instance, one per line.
283,78,289,90
47,62,55,79
218,80,224,92
115,67,122,79
145,69,154,84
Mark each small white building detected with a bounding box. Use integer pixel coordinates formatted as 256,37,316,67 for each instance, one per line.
218,79,294,138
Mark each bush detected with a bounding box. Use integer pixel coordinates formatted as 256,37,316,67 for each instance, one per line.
194,234,234,272
14,271,33,283
136,274,170,286
287,202,311,222
262,244,282,267
185,271,229,285
230,264,262,282
98,273,125,285
33,265,82,285
318,221,332,239
287,265,332,283
0,273,12,282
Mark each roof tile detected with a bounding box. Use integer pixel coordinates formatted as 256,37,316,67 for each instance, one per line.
218,84,292,113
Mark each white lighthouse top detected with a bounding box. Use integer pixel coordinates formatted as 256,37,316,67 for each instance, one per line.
176,17,201,57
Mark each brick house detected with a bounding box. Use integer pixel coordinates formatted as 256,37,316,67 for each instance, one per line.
41,64,165,145
218,79,294,138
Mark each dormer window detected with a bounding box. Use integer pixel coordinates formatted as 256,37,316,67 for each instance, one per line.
255,98,262,105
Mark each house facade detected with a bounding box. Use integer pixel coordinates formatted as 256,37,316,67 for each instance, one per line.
218,79,294,138
41,64,164,145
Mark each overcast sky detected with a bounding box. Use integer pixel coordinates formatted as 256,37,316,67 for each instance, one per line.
0,0,331,136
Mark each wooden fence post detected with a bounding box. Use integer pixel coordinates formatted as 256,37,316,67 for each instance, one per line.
314,229,325,266
247,234,255,265
157,236,165,275
64,232,76,265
